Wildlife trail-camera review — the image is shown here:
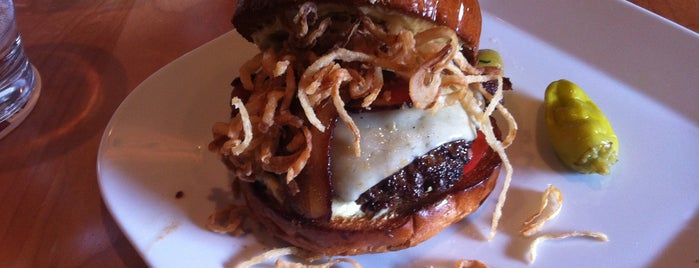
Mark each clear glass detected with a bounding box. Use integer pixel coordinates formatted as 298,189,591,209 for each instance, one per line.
0,0,36,123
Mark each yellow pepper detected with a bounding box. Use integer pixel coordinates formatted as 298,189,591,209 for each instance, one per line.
544,79,618,175
478,49,504,70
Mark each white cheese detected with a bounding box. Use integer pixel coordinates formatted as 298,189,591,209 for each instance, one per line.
330,104,479,210
331,200,365,219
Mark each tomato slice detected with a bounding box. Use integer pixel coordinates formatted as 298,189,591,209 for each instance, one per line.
462,131,488,174
376,74,411,106
347,72,411,111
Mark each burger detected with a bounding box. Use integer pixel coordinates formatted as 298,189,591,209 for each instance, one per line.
209,0,517,257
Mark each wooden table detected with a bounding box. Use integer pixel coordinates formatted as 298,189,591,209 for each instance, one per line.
1,0,696,266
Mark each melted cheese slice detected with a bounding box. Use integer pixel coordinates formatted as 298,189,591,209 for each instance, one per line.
330,104,479,208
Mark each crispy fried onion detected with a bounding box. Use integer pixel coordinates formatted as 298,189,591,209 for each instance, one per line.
455,259,489,268
211,3,517,236
227,97,253,156
233,247,361,268
519,185,608,263
206,205,248,236
520,185,563,236
527,232,609,263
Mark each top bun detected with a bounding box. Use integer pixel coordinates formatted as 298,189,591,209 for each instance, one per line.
232,0,482,53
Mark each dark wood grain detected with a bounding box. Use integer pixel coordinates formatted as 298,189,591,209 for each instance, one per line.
1,0,234,266
628,0,699,33
0,0,695,266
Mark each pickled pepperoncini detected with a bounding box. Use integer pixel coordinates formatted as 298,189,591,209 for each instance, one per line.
544,79,618,175
477,49,504,70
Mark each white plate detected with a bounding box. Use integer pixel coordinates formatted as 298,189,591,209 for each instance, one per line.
98,0,699,267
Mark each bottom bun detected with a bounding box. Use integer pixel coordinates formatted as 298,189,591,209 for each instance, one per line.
238,143,502,256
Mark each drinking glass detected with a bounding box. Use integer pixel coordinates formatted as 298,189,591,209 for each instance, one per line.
0,0,40,139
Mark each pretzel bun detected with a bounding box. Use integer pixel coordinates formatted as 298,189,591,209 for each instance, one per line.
233,0,482,57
